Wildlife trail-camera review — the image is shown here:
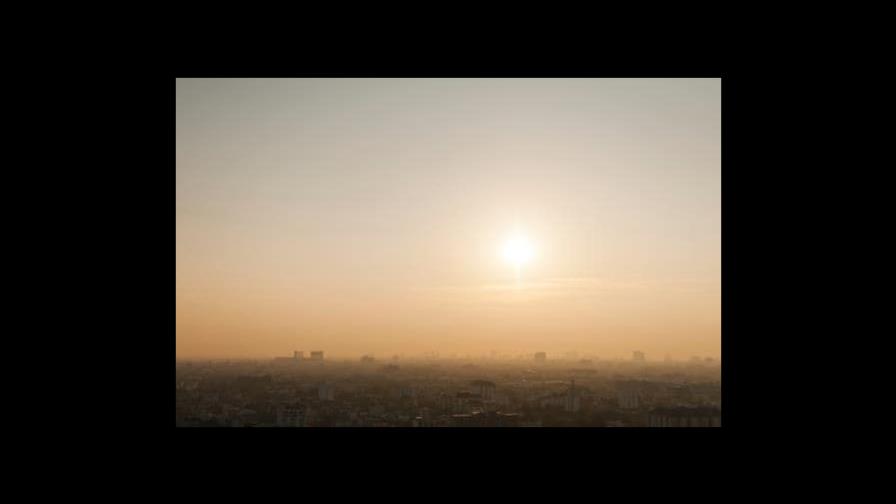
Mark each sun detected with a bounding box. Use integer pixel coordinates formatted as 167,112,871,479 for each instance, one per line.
503,234,534,268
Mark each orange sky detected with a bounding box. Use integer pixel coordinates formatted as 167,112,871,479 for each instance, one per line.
176,78,720,360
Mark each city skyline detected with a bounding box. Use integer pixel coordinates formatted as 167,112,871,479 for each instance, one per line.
175,349,719,362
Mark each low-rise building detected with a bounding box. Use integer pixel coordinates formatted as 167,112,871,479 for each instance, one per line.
647,406,721,427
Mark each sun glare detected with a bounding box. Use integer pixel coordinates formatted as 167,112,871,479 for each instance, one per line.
503,234,534,268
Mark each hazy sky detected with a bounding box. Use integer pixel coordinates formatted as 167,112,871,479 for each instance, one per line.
176,78,721,360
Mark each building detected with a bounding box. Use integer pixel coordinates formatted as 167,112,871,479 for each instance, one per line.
276,407,306,427
294,351,304,361
318,383,334,401
360,355,375,363
449,411,525,427
647,406,721,427
453,391,485,413
565,380,581,413
633,351,645,362
310,351,324,361
438,392,453,413
618,389,640,409
451,413,476,427
534,352,547,363
470,380,496,401
232,408,260,427
538,393,567,408
495,412,523,427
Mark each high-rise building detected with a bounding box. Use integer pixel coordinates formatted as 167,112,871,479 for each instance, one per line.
310,351,324,361
565,379,581,412
618,389,640,409
633,351,645,362
534,352,547,363
470,380,496,401
616,381,642,409
318,383,334,401
294,351,304,361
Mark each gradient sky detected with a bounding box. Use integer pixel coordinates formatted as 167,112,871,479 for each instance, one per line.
176,78,721,360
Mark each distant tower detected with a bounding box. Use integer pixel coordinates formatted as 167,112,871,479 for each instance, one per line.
310,351,324,361
534,352,547,363
294,351,304,361
633,351,645,362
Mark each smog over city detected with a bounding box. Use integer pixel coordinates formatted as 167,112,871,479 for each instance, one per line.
176,78,721,427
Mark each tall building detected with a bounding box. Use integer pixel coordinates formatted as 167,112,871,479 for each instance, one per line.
565,380,581,413
294,351,304,361
318,383,334,401
633,351,645,362
534,352,547,363
310,351,324,361
470,380,496,401
616,387,641,409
